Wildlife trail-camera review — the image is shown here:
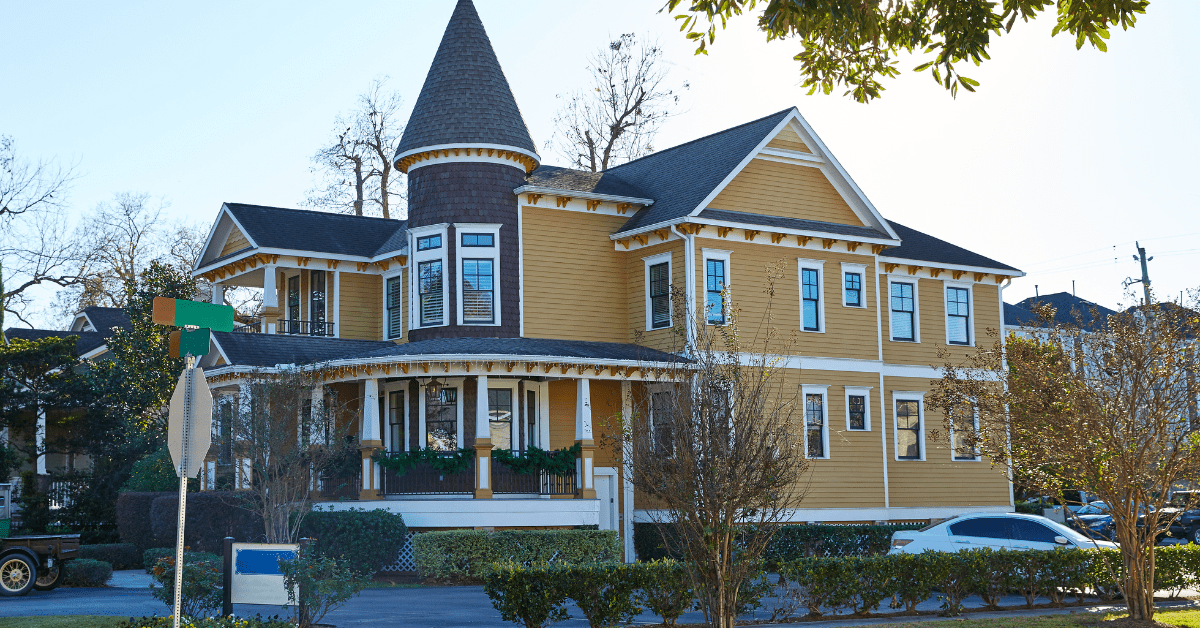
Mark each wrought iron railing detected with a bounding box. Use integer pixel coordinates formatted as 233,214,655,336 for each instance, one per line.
232,317,263,333
276,319,335,337
319,469,361,500
492,461,576,496
380,457,476,496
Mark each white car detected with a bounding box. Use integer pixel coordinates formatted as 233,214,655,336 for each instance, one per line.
889,512,1119,554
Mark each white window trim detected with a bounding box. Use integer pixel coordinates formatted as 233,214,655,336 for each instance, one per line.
949,403,982,462
943,280,975,347
380,381,408,452
454,223,503,327
485,379,520,451
797,258,826,333
891,391,927,462
643,252,673,331
416,377,464,451
886,275,921,343
382,268,405,340
840,262,868,309
702,248,732,326
409,224,450,331
843,386,872,432
801,384,830,459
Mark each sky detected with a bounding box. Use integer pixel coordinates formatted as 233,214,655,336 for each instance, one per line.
2,1,1197,329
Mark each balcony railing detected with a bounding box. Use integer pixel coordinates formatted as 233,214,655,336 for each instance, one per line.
319,469,361,500
380,456,476,496
232,317,263,333
277,319,335,337
492,462,576,496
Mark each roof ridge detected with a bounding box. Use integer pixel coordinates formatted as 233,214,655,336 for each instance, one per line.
606,107,793,173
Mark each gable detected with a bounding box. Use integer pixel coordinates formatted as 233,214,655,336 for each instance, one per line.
220,223,251,257
766,126,810,153
708,158,867,227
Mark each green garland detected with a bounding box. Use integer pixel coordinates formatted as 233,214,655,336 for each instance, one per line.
373,447,476,476
491,444,583,476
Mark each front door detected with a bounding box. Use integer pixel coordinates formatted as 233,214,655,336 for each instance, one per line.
595,475,618,531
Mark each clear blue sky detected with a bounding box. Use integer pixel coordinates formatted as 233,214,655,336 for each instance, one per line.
3,1,1197,328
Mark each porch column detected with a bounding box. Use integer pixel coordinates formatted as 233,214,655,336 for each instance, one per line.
262,265,278,333
309,384,325,500
621,380,635,562
474,375,493,499
211,283,225,306
359,378,382,500
575,378,596,499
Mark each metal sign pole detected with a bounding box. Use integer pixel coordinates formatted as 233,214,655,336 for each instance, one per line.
173,354,195,628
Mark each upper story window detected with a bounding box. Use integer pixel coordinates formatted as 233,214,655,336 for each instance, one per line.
845,386,872,431
417,235,442,251
386,276,404,339
410,225,449,330
797,259,825,332
418,261,444,326
461,233,494,247
644,252,672,330
462,259,495,324
844,273,861,306
703,250,731,326
310,271,326,325
894,397,923,460
946,286,971,345
455,224,501,326
890,281,917,341
804,391,828,458
287,275,300,321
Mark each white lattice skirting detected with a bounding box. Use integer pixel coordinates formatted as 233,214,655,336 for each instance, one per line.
380,531,418,573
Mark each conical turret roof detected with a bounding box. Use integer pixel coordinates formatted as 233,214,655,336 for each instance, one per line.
395,0,538,159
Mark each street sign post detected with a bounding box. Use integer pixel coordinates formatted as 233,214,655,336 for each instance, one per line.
168,365,212,478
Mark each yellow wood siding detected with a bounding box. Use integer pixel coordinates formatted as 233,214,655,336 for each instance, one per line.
338,273,382,340
881,375,1011,508
796,370,887,509
522,207,629,343
709,159,865,226
628,240,687,353
882,279,1002,366
548,380,576,450
220,224,250,256
766,125,811,153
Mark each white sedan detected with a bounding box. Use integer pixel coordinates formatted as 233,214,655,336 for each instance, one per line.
889,512,1119,554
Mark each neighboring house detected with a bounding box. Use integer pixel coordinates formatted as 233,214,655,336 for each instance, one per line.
1004,292,1117,335
192,0,1025,562
2,306,132,475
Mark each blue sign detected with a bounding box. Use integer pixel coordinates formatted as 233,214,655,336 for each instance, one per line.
235,549,296,576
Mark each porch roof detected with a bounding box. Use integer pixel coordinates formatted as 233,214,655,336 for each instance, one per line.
211,332,394,367
357,337,684,363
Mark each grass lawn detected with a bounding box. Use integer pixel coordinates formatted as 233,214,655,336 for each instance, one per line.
0,617,125,628
858,609,1200,627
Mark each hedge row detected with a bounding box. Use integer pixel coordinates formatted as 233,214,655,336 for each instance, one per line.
79,543,141,571
633,523,924,563
414,530,621,581
64,558,113,587
299,509,408,576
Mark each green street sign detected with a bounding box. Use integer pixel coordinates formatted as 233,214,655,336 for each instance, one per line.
169,328,211,358
153,297,234,332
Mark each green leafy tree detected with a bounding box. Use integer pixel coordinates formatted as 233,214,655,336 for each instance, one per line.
664,0,1148,102
0,335,86,470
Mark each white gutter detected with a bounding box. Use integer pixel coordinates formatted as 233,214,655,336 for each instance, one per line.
670,225,697,347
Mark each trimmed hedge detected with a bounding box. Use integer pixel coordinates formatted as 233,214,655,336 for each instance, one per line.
116,492,174,552
149,492,265,553
298,509,407,576
633,522,924,563
144,548,221,574
64,558,113,587
414,530,620,581
80,543,141,571
119,618,291,628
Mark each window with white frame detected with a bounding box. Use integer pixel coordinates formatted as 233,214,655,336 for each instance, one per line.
945,285,972,346
410,225,448,329
844,386,872,431
841,262,866,308
889,279,918,342
802,385,829,458
424,385,459,451
386,276,404,339
797,259,825,332
418,261,444,326
950,402,980,461
488,387,514,450
703,249,731,325
893,394,925,460
387,389,405,452
456,224,501,326
644,253,672,330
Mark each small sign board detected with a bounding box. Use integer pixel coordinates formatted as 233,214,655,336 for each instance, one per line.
230,543,298,606
152,297,235,332
168,328,211,358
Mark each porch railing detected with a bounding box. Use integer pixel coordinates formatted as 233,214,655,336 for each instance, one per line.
276,319,335,337
380,457,476,496
232,317,263,333
319,469,361,500
492,461,576,496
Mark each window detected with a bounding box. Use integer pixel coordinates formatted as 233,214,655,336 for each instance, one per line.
844,273,862,307
310,271,326,333
462,259,494,323
1011,519,1059,544
946,286,971,345
890,281,916,341
705,259,727,325
950,517,1010,539
895,399,922,460
386,277,404,339
650,391,673,453
388,390,404,452
802,270,820,331
648,261,671,329
425,387,458,451
950,403,979,461
461,233,494,247
526,390,538,449
488,389,513,450
417,235,442,251
286,275,300,334
418,260,443,326
849,395,867,430
804,393,826,458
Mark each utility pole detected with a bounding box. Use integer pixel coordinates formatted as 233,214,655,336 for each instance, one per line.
1125,242,1154,305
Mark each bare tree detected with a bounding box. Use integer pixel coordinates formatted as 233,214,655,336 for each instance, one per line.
931,294,1200,622
305,78,405,219
551,34,686,172
629,266,808,628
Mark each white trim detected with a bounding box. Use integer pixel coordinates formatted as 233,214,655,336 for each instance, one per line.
316,498,600,528
620,381,635,562
886,275,921,343
594,466,619,532
612,216,899,247
844,386,872,432
840,262,868,308
455,224,502,327
380,381,408,453
410,225,450,330
801,384,831,459
892,391,927,462
943,280,975,347
195,204,261,270
878,256,1025,279
194,243,411,276
383,271,404,340
756,147,825,164
513,185,654,207
396,143,541,164
875,257,889,508
332,270,341,338
701,249,732,326
632,504,1012,524
484,379,520,451
797,258,826,333
643,252,673,331
518,207,525,337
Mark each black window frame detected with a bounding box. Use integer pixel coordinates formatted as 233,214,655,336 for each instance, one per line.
310,270,326,333
418,260,444,326
416,235,442,251
461,233,495,247
526,389,538,450
286,275,301,334
801,268,820,331
487,388,514,451
848,394,867,431
386,276,404,339
705,258,727,325
946,286,971,345
388,390,404,453
649,262,671,329
896,399,922,460
425,386,458,451
844,272,862,307
461,258,495,324
805,393,825,458
890,282,916,341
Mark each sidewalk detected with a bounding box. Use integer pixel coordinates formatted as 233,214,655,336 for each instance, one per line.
107,569,154,589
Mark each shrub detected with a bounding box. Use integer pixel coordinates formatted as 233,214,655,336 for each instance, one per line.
556,562,643,628
80,543,141,571
116,492,174,552
151,553,223,618
780,557,858,617
414,529,620,581
144,548,220,574
485,563,570,628
118,616,292,628
298,508,407,576
63,558,113,586
149,492,265,553
280,546,369,628
123,447,197,492
633,559,695,626
891,553,941,614
763,523,924,564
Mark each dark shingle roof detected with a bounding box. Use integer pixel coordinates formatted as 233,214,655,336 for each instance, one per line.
223,204,406,259
395,0,537,157
1004,302,1040,327
610,109,793,234
212,333,395,368
83,306,131,333
4,329,109,355
883,221,1020,272
1017,292,1115,331
523,166,649,200
698,209,890,240
358,337,684,363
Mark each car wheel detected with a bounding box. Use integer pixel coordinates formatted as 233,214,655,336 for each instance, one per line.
0,555,37,596
1191,529,1200,545
33,563,62,591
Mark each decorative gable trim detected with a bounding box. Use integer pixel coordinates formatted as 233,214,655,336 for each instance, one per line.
195,204,260,271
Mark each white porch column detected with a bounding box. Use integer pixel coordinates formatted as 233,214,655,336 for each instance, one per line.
35,407,46,475
360,379,382,500
237,382,252,489
575,378,596,499
309,384,325,498
211,283,225,305
332,270,341,338
474,375,493,499
621,380,635,562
